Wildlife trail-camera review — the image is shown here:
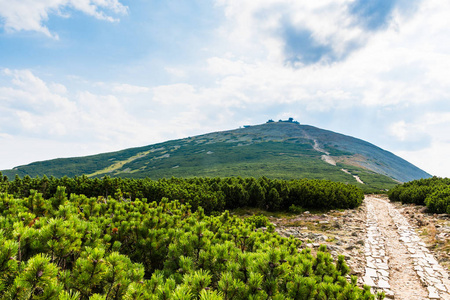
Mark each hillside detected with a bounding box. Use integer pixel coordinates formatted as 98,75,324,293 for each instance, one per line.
1,121,431,189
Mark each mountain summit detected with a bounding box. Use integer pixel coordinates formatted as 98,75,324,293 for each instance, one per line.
2,121,431,189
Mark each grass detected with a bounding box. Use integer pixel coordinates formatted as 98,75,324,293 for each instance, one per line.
86,150,152,177
337,163,398,191
231,206,348,246
1,122,416,190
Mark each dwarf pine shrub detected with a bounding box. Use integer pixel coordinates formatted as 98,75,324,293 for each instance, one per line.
0,186,377,299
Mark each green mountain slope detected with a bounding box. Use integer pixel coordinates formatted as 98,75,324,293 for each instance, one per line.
1,122,431,189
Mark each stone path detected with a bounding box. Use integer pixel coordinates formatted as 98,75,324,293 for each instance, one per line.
364,200,394,298
364,196,450,299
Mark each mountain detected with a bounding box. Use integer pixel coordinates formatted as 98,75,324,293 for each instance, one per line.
1,121,431,189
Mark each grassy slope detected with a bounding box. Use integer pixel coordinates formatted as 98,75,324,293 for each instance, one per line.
2,122,419,190
301,125,431,182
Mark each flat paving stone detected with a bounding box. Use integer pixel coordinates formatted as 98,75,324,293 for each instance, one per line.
364,196,450,300
365,267,378,277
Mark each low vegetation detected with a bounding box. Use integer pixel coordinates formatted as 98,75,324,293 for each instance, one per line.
388,177,450,213
0,173,364,213
0,182,378,299
1,122,411,190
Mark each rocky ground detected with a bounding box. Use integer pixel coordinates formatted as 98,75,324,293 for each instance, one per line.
273,199,367,278
271,195,450,300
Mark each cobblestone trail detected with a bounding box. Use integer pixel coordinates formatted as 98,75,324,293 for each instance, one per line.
364,196,450,299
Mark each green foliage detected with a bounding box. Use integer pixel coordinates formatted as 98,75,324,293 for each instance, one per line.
6,253,61,300
244,214,270,228
0,188,375,299
288,204,305,214
0,175,364,214
389,177,450,213
425,186,450,214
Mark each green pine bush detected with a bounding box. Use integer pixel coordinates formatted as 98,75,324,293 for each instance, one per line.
389,176,450,213
0,185,376,299
0,173,365,214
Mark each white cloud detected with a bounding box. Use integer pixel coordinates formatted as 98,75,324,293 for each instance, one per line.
388,112,450,176
396,142,450,178
112,83,150,94
152,84,197,106
388,120,430,146
198,0,450,125
214,0,368,64
0,69,75,113
0,69,137,140
0,0,128,38
205,57,247,76
0,69,77,138
70,0,128,19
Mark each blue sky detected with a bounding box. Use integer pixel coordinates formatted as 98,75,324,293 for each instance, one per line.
1,0,450,178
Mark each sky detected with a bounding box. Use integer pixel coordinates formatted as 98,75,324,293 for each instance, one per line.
1,0,450,178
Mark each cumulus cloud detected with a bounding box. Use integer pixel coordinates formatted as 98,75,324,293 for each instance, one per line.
215,0,423,66
0,0,128,38
209,0,450,110
0,69,76,117
0,69,140,141
0,70,75,139
215,1,355,64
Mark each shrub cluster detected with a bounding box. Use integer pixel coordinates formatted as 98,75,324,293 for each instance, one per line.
243,214,270,229
388,177,450,213
0,173,364,213
0,189,377,299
